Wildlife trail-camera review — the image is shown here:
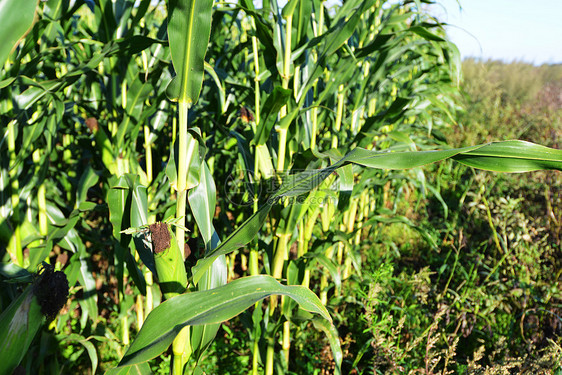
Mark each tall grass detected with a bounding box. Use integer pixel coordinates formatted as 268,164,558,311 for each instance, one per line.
450,58,562,146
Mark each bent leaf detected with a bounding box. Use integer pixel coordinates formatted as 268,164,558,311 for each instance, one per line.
312,318,343,375
191,201,272,284
343,141,562,171
191,141,562,279
118,275,331,366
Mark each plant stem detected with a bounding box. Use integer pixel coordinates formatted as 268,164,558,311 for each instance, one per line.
122,315,129,345
310,1,324,151
32,149,49,265
267,18,298,372
145,270,153,316
276,12,293,172
311,105,318,150
33,150,48,239
266,230,291,374
283,319,291,368
136,295,144,329
144,125,153,184
331,84,345,149
172,326,191,375
318,0,325,35
320,244,335,305
342,198,358,279
250,18,264,279
176,101,197,251
265,335,275,375
172,100,196,372
251,19,261,127
7,120,22,266
252,335,260,375
272,233,290,281
277,127,288,172
282,15,292,93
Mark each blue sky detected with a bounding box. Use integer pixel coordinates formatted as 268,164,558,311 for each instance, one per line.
431,0,562,65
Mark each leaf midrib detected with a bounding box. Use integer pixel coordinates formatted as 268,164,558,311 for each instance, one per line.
180,0,197,103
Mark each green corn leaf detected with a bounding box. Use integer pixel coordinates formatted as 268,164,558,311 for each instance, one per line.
188,162,227,358
59,334,99,375
299,0,377,99
0,263,32,283
96,0,117,42
188,163,218,249
14,80,64,110
0,77,16,89
452,141,562,172
165,128,205,191
35,204,94,273
321,0,376,57
190,252,227,359
166,0,214,103
117,275,331,366
271,165,339,200
107,175,148,295
341,145,479,170
329,149,353,210
76,166,100,206
115,77,153,151
276,105,299,131
204,62,226,114
87,118,117,176
277,200,306,237
192,141,562,279
281,0,299,19
294,0,312,49
43,0,68,41
254,87,292,146
129,0,152,34
108,176,132,295
191,201,272,284
344,141,562,172
0,286,43,375
0,0,38,66
309,253,341,292
130,179,149,230
354,33,396,59
311,318,342,375
105,362,152,375
72,242,100,324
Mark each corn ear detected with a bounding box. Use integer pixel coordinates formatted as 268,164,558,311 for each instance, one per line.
0,265,69,373
150,222,188,299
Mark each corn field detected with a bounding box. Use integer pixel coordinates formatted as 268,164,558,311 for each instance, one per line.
1,0,561,374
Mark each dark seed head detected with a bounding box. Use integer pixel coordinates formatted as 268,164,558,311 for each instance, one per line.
85,117,99,132
34,265,69,320
149,222,171,254
239,106,254,124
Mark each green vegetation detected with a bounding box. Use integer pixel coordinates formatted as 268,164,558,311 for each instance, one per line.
452,58,562,146
0,1,561,374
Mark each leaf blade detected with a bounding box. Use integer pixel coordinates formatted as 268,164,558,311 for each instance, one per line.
166,0,214,103
118,275,331,366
